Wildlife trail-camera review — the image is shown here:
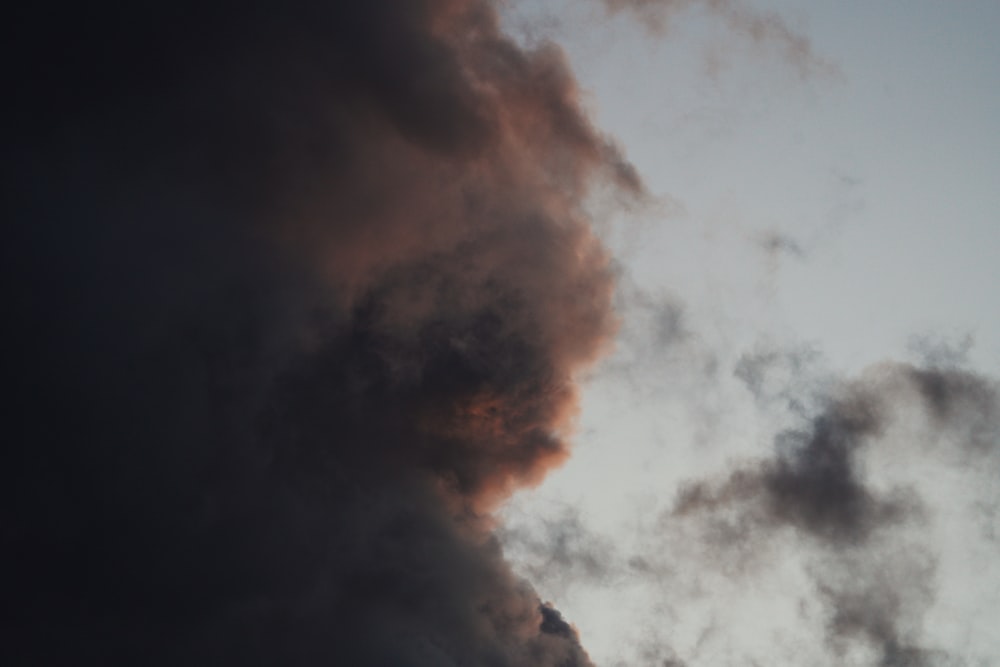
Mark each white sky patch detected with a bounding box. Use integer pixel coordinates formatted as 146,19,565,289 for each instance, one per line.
499,1,1000,665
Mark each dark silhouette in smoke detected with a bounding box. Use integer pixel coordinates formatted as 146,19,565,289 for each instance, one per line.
4,1,640,664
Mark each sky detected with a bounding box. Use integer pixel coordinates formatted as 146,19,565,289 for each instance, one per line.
6,1,998,666
497,1,1000,665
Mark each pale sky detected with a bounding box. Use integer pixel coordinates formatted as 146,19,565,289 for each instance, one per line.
499,2,1000,665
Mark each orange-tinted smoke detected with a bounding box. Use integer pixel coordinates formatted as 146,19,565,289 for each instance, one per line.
261,0,637,510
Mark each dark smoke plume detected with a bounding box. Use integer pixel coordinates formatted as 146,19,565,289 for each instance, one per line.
4,1,640,664
674,383,914,546
676,361,999,547
668,361,998,664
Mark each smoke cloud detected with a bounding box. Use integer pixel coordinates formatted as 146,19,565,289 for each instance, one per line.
5,1,641,664
600,0,838,78
667,361,999,663
680,358,999,541
674,380,914,546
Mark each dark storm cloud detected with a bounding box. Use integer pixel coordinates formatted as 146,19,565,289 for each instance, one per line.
5,1,640,664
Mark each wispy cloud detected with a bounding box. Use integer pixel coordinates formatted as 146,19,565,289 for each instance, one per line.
600,0,841,79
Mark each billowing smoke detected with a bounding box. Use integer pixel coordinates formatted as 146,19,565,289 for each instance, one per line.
4,1,640,664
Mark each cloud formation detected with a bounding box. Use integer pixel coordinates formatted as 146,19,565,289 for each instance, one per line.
667,361,999,664
501,346,999,665
600,0,839,78
5,1,641,664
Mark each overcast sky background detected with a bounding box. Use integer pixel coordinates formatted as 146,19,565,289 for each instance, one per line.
497,2,1000,665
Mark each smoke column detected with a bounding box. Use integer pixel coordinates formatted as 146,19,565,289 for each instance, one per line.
4,1,640,664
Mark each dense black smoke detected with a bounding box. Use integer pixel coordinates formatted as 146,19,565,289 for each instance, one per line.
4,1,640,664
